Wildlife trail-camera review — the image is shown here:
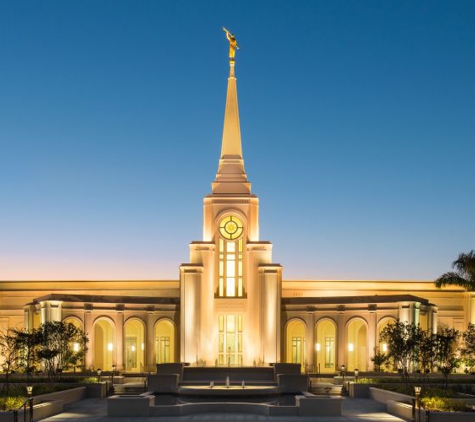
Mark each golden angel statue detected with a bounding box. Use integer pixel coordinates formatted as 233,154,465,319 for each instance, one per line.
223,27,239,60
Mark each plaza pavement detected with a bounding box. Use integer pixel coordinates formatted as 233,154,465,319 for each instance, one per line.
41,397,406,422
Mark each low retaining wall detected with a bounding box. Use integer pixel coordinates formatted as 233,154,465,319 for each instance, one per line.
108,394,342,417
387,400,475,422
0,400,63,422
387,400,414,421
34,386,87,404
369,387,412,404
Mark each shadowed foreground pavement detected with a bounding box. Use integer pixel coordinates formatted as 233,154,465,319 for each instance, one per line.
41,397,405,422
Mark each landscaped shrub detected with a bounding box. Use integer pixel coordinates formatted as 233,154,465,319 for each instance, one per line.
0,396,26,411
81,376,100,384
421,396,471,412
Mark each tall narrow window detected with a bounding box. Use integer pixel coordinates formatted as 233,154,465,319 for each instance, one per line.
218,314,243,365
325,337,335,368
291,337,306,367
217,216,245,297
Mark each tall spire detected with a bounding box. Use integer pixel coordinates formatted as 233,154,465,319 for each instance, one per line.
212,29,251,195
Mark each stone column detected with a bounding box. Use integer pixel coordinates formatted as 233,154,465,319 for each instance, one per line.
260,265,282,364
336,306,346,370
305,310,316,373
430,306,438,335
367,305,377,372
23,305,35,330
470,294,475,324
146,310,156,372
40,300,63,323
84,305,94,370
115,306,124,371
180,265,202,363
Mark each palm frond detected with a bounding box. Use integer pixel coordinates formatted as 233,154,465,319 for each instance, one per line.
452,250,475,277
435,271,475,290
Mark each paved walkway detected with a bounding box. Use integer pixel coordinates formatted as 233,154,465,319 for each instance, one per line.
41,397,406,422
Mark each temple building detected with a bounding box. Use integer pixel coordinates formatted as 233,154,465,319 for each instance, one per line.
0,41,472,375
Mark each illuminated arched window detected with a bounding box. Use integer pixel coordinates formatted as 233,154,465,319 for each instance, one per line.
217,215,245,298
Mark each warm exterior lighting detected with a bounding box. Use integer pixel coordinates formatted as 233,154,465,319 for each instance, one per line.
131,345,136,352
382,343,388,352
73,342,80,352
315,343,321,351
141,343,144,351
26,385,33,396
348,343,354,352
107,343,113,351
414,386,422,420
97,368,102,382
354,368,359,382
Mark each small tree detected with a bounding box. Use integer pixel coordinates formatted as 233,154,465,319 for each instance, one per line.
36,321,88,379
12,328,38,379
380,320,423,384
461,323,475,373
418,330,436,379
370,346,389,372
433,327,460,388
0,329,21,394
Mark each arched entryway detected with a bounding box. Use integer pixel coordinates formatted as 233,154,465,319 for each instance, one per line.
377,317,395,348
63,316,83,330
155,319,175,364
124,318,145,372
374,316,396,372
286,319,306,372
315,318,337,374
346,318,367,371
93,317,115,371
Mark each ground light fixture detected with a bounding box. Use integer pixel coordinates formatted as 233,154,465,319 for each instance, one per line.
340,365,346,384
414,386,422,422
26,385,34,422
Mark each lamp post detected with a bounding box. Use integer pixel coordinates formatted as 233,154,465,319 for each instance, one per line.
26,385,33,422
97,368,102,383
354,368,359,383
414,386,422,422
340,364,346,384
111,364,116,384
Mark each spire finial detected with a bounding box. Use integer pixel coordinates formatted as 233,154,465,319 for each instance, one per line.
212,28,250,194
223,27,239,66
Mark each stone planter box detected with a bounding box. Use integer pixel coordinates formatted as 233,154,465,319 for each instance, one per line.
85,382,107,397
34,386,87,404
369,386,413,404
348,382,378,398
388,400,475,422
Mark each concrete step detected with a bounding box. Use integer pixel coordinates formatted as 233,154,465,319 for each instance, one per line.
113,382,146,395
310,383,344,396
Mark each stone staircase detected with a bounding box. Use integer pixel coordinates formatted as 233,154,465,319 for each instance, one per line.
309,382,344,396
112,382,147,395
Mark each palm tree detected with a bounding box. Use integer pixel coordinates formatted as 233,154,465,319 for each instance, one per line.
435,250,475,290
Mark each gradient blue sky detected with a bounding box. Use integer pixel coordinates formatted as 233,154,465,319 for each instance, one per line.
1,1,474,281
